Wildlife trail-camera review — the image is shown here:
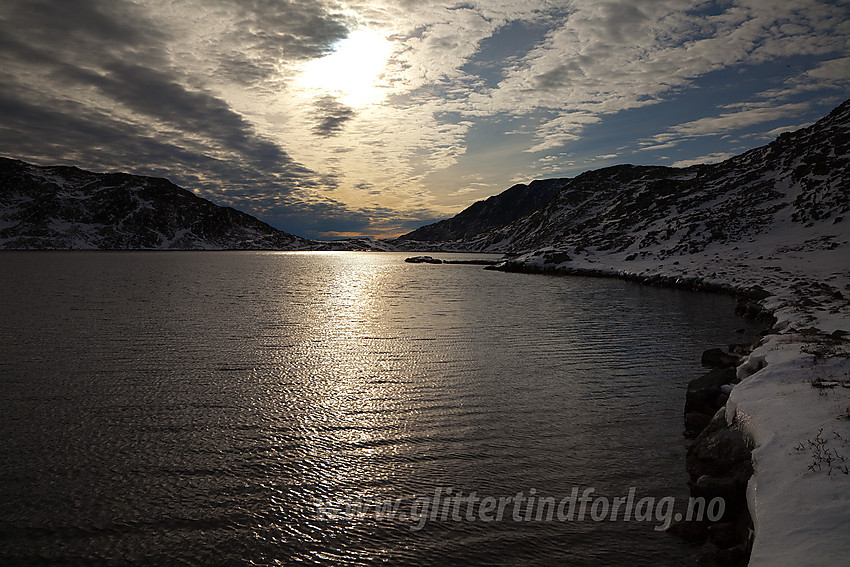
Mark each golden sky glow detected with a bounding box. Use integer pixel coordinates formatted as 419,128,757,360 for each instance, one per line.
296,29,394,108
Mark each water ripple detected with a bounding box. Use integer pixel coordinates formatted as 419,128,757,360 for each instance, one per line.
0,252,765,566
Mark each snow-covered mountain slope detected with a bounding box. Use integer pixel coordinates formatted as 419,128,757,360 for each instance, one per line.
482,101,848,567
427,98,849,257
395,178,566,244
0,158,326,250
489,99,849,340
397,100,849,566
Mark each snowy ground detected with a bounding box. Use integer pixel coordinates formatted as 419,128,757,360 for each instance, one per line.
508,221,850,566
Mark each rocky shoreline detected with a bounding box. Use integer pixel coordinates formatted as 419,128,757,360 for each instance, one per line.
489,257,774,305
485,257,777,566
671,340,766,567
411,253,849,565
405,255,499,265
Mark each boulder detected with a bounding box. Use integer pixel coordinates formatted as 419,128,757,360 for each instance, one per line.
666,518,708,543
684,412,714,439
686,424,753,482
543,251,572,264
746,285,772,301
734,299,764,318
736,354,766,381
693,407,729,441
707,521,739,548
691,475,746,521
728,343,752,356
685,368,736,415
701,348,742,368
689,544,750,567
693,475,737,500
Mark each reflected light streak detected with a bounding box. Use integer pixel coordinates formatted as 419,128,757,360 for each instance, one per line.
278,254,412,506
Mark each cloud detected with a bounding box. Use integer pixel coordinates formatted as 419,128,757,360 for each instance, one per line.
757,56,850,101
153,0,353,85
671,152,736,168
760,122,813,139
678,102,813,136
263,199,451,239
396,7,505,89
643,101,813,147
311,96,356,137
87,62,298,168
522,113,602,153
0,0,349,226
1,0,163,58
2,0,849,237
473,0,850,150
226,0,351,61
449,186,483,197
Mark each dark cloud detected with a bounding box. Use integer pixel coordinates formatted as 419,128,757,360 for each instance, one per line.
0,0,366,236
261,207,371,239
229,0,352,60
532,62,584,91
215,53,280,86
358,206,452,237
69,61,297,171
0,78,388,241
2,0,161,53
0,57,336,236
0,85,316,193
0,0,458,239
312,96,356,137
216,0,352,83
594,2,649,44
354,181,385,196
0,0,298,173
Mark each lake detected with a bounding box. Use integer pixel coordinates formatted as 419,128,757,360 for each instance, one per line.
0,251,763,565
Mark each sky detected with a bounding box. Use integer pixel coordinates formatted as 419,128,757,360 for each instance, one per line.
1,1,848,239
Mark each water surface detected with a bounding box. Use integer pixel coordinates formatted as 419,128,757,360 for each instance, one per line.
0,251,762,565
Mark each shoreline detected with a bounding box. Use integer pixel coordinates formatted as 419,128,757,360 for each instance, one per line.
489,258,773,303
486,257,771,565
481,252,850,566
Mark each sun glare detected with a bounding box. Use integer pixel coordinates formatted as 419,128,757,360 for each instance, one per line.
297,29,393,107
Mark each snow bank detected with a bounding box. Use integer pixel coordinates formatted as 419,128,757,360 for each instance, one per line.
728,334,850,567
503,225,850,565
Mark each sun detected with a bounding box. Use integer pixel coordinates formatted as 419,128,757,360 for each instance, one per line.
297,29,393,108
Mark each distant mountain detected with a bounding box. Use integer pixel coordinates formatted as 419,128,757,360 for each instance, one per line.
395,178,566,244
406,98,849,257
0,159,312,250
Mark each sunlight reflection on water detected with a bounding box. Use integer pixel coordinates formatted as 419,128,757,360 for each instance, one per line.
0,251,764,565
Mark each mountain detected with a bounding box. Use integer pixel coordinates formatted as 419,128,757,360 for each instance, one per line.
403,98,849,260
392,101,850,567
477,100,848,567
0,158,315,250
396,178,566,244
